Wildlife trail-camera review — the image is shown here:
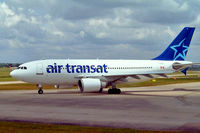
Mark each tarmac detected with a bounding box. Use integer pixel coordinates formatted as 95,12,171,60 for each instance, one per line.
0,81,25,85
0,82,200,132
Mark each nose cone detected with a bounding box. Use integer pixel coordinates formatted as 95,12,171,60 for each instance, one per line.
10,69,32,82
10,70,18,78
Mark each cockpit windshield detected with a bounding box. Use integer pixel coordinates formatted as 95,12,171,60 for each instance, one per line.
17,66,27,70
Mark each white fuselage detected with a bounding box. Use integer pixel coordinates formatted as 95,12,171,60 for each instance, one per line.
10,59,191,86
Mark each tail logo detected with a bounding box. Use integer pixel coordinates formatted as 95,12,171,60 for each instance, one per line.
170,38,189,60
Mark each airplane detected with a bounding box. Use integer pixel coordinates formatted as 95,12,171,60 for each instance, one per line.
10,27,197,94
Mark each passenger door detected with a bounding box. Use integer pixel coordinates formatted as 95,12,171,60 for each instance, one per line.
36,63,43,75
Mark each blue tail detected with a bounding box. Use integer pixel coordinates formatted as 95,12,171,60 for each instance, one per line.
153,27,195,61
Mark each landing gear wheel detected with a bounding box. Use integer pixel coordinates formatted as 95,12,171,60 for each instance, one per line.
117,89,121,94
108,89,113,94
38,89,43,94
108,88,121,94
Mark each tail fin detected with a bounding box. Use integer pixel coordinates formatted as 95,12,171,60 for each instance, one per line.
153,27,195,61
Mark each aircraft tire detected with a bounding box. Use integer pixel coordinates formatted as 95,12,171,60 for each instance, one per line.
38,89,43,94
117,89,121,94
108,88,121,94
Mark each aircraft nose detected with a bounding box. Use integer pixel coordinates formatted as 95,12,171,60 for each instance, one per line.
10,70,22,79
10,69,32,82
10,70,17,78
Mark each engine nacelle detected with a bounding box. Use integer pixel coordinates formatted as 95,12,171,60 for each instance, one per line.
78,78,106,92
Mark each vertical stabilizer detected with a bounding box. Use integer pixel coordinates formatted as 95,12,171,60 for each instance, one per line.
153,27,195,61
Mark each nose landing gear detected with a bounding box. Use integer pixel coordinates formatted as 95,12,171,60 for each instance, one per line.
38,88,43,94
37,84,43,94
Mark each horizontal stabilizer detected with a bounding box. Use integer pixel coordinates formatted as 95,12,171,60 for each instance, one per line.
172,62,200,69
172,62,200,75
181,68,189,75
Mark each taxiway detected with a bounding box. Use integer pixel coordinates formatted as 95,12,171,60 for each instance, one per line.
0,82,200,132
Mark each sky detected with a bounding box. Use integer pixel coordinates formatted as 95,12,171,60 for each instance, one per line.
1,0,200,63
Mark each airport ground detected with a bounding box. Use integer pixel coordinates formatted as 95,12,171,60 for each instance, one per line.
1,67,200,133
0,83,200,132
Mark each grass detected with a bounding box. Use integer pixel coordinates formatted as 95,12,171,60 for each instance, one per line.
117,78,200,88
0,67,16,81
0,84,55,90
0,121,188,133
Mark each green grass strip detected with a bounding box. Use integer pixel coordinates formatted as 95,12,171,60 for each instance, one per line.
0,121,187,133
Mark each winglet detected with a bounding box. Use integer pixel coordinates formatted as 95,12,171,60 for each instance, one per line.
153,27,195,61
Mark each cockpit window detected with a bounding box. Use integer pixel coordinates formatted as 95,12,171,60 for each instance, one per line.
17,66,27,70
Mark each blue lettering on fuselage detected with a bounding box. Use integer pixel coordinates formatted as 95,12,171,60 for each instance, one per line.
46,63,108,73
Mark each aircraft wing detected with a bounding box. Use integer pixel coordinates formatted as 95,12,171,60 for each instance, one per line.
75,71,168,80
76,62,200,82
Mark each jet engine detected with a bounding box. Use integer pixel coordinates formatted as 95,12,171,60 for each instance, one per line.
78,78,106,92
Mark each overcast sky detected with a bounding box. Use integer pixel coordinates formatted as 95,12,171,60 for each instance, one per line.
1,0,200,63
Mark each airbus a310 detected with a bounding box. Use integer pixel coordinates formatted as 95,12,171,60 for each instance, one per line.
10,27,197,94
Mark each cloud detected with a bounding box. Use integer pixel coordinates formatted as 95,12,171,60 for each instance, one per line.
0,2,22,27
1,0,200,63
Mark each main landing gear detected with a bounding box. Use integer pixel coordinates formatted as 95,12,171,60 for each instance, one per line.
108,84,121,94
108,88,121,94
37,84,43,94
